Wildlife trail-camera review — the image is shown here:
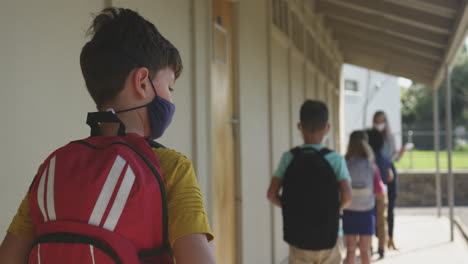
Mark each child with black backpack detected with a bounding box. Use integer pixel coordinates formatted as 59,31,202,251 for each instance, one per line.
343,131,385,264
0,8,215,264
267,100,352,264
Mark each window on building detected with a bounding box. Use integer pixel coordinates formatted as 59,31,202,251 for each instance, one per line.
344,80,359,93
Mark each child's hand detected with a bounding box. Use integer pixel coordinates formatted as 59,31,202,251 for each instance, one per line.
387,168,394,183
267,178,283,208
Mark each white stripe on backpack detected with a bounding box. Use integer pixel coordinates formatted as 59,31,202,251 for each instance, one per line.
89,155,126,226
37,166,48,222
90,245,96,264
103,166,136,231
47,156,57,221
37,244,41,264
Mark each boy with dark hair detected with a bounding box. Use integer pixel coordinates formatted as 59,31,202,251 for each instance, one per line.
268,100,352,264
0,8,215,264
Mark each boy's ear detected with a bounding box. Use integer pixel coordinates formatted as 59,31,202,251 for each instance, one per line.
297,122,302,132
324,123,331,133
131,67,150,99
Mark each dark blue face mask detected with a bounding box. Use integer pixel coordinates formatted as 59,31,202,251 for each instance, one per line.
116,76,175,139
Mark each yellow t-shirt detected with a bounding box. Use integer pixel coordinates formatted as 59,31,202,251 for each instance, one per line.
7,147,213,247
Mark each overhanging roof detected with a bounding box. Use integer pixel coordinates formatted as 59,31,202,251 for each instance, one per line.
315,0,468,88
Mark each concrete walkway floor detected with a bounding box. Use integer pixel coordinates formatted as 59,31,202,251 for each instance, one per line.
370,209,468,264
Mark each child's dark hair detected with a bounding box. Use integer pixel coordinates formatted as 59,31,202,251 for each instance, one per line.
80,8,183,107
300,100,329,132
345,130,374,161
366,128,384,154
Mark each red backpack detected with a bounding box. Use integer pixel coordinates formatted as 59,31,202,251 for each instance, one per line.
28,112,171,264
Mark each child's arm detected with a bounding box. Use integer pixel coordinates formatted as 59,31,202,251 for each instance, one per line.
173,233,216,264
267,178,283,208
0,233,33,264
0,192,34,263
338,179,352,210
268,151,292,208
157,149,215,263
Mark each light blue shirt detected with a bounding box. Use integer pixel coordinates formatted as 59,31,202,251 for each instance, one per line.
382,136,396,161
273,144,351,183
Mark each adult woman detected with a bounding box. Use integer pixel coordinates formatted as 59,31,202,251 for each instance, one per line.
373,111,398,250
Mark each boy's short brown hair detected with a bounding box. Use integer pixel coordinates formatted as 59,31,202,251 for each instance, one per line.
80,8,183,107
300,100,329,132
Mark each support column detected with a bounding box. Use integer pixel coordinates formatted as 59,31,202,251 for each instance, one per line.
445,64,454,242
433,87,442,218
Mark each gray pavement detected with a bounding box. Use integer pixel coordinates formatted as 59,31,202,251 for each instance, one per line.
368,207,468,264
396,206,468,235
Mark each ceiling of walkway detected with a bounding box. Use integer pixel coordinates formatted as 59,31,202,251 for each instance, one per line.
315,0,468,87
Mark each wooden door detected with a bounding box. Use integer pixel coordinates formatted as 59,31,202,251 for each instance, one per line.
212,0,238,263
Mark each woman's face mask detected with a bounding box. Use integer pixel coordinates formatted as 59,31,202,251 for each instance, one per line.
374,123,386,132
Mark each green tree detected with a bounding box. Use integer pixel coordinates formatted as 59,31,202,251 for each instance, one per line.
402,50,468,130
401,49,468,150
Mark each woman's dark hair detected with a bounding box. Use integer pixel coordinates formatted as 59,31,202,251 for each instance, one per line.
345,130,374,161
80,8,183,107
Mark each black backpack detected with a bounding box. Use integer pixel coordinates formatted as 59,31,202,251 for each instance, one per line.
281,147,340,250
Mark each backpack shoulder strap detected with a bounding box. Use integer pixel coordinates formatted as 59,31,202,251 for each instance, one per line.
145,139,166,149
311,147,338,183
290,147,303,158
318,148,332,157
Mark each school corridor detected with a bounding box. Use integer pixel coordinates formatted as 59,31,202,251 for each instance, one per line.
1,0,468,263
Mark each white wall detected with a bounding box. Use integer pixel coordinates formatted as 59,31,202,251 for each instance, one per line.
238,0,273,262
270,35,292,264
305,63,317,100
290,50,306,147
327,83,336,148
0,0,105,237
191,0,213,219
343,64,402,149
